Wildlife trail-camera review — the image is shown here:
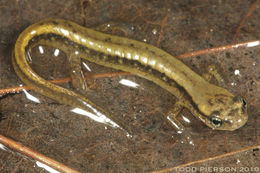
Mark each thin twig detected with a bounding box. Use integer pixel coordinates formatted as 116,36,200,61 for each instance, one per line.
149,144,260,173
0,134,80,173
176,40,260,58
0,72,130,96
0,77,70,96
156,0,168,47
1,39,259,96
233,0,259,42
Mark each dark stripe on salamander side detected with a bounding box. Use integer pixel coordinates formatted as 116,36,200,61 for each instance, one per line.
25,33,208,118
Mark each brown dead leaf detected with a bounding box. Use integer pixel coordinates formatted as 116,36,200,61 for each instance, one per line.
0,0,259,172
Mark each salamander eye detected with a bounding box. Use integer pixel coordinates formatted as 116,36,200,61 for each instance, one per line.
210,116,222,127
241,98,247,107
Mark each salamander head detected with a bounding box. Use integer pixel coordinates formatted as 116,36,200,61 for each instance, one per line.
200,95,248,131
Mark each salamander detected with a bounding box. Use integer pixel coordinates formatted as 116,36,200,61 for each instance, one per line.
12,19,248,132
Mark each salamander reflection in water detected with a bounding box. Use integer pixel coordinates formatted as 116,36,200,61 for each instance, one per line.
12,19,248,133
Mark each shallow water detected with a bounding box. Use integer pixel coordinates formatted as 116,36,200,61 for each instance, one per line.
0,0,259,172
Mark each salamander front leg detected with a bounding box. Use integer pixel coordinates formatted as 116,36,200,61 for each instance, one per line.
202,65,224,85
167,101,185,133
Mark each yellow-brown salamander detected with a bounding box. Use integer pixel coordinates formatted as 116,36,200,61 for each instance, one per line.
12,19,248,132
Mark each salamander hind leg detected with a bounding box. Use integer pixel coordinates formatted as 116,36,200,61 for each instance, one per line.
166,101,185,133
67,53,88,94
